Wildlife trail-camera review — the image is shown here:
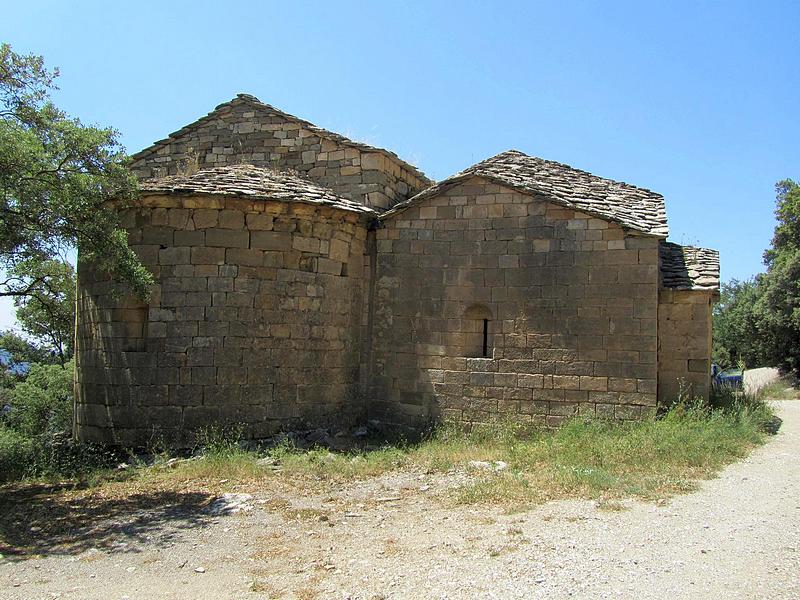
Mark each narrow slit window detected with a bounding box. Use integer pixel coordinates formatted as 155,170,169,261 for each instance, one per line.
463,304,493,359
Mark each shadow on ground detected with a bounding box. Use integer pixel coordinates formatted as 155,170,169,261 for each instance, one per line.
0,484,216,560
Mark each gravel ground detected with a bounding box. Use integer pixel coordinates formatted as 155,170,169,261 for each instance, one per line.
2,400,799,600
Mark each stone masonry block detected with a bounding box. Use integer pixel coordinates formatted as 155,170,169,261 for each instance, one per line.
246,213,274,230
206,229,249,248
192,209,219,229
579,376,608,391
251,231,292,250
191,247,225,265
218,210,245,229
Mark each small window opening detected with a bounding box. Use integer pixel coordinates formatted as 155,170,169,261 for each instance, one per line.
463,304,493,358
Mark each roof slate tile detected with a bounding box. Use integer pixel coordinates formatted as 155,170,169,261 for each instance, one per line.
659,241,720,291
384,150,669,236
139,165,376,215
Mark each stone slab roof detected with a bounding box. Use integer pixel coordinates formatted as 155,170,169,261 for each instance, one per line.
385,150,669,237
131,94,431,185
659,241,720,291
139,165,377,215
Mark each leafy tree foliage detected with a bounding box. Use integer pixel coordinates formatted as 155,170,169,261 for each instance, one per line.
754,182,800,372
0,328,53,366
0,329,56,389
712,278,764,368
765,179,800,264
12,259,75,363
0,43,152,300
713,180,800,372
5,360,73,437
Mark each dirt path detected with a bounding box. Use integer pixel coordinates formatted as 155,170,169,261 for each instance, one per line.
2,401,799,600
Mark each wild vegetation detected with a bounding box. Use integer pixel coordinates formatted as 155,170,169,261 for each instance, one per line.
0,43,150,301
713,180,800,372
0,374,780,511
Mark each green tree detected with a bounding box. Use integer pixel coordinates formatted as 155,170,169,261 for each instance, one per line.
12,258,75,363
712,278,766,368
754,181,800,372
5,360,74,437
0,329,54,390
712,181,800,373
0,43,152,301
0,328,53,366
765,179,800,264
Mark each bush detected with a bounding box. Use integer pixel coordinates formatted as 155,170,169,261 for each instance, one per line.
5,360,73,437
0,359,122,483
0,426,37,481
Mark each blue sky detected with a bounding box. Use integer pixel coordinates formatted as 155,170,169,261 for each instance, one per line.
2,1,799,329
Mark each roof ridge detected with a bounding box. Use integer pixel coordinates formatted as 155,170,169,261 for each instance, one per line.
133,94,431,184
474,150,665,199
661,240,718,252
383,150,669,236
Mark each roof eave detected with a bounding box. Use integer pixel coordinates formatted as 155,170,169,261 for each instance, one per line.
137,188,377,217
381,171,669,237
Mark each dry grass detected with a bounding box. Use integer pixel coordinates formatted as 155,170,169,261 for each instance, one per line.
266,399,774,509
6,397,775,515
759,375,800,400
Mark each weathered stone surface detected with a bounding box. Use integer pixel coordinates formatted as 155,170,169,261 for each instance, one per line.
75,98,718,446
659,241,720,291
657,288,715,404
368,177,664,427
76,189,371,445
385,150,669,237
130,94,431,211
141,165,377,215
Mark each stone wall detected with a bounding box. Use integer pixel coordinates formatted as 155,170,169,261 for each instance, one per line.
657,289,714,403
75,194,369,446
367,176,661,427
130,98,429,211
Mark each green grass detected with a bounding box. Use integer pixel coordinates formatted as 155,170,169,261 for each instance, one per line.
1,393,778,510
115,393,776,508
757,375,800,400
445,400,772,506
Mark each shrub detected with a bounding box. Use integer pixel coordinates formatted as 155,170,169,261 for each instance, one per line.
0,426,37,481
0,359,123,482
6,360,73,437
193,423,247,458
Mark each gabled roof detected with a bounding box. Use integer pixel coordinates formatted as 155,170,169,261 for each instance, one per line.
384,150,669,237
659,241,720,291
139,165,376,215
131,94,431,185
